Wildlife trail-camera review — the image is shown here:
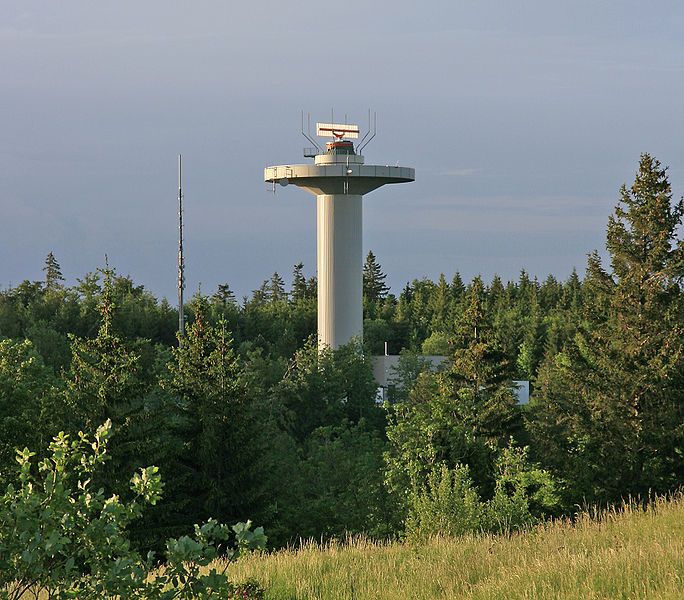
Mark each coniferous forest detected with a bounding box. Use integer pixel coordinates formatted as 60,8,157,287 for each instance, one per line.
1,154,683,595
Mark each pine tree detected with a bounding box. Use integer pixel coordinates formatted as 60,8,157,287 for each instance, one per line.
212,283,236,305
562,268,583,311
450,272,465,302
64,268,165,504
165,297,256,523
444,277,517,435
487,275,505,313
531,155,684,501
363,251,389,302
269,272,287,302
599,154,684,494
429,274,451,332
306,275,317,298
291,262,308,302
42,252,65,291
539,275,561,311
516,285,545,381
66,269,141,430
385,278,521,501
251,280,270,304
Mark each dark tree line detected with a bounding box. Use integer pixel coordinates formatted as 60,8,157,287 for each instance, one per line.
1,154,682,547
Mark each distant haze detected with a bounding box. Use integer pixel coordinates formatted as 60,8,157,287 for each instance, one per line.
2,1,683,299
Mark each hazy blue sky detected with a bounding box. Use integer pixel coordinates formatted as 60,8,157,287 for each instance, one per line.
2,1,683,300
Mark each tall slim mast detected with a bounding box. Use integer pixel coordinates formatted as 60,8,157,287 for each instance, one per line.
177,154,185,338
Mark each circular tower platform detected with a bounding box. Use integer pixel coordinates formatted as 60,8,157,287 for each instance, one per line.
264,154,414,196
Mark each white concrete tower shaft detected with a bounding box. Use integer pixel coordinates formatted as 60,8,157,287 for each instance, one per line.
265,137,414,350
317,193,363,349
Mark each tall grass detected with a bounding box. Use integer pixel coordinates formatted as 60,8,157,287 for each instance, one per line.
221,494,684,599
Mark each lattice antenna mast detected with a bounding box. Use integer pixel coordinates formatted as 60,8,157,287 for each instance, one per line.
177,154,185,338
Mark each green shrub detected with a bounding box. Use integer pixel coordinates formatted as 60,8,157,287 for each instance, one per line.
405,443,560,539
406,463,483,538
420,332,450,356
484,443,560,533
0,420,266,599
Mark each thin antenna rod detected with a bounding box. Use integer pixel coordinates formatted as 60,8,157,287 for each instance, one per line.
177,154,185,339
357,109,372,147
358,111,377,153
301,110,321,152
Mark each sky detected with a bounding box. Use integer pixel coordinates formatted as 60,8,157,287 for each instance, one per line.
2,1,683,300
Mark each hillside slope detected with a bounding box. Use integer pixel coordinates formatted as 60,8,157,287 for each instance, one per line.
224,495,684,599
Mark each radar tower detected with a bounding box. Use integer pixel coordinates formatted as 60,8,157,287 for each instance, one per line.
265,114,414,349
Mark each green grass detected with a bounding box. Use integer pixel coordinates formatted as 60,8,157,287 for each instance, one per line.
221,495,684,599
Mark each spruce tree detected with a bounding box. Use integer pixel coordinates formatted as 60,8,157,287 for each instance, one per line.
269,272,287,302
42,251,65,291
165,297,256,523
363,250,389,302
450,272,465,302
443,276,519,446
291,262,308,302
251,280,271,304
531,155,684,501
212,283,236,305
64,268,166,509
66,269,142,431
386,277,521,502
599,154,684,494
429,274,451,332
516,285,545,381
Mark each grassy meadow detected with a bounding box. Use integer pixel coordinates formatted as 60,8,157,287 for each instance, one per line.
223,495,684,600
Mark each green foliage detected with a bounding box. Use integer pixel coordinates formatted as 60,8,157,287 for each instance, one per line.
25,320,71,373
0,339,61,487
387,349,439,404
384,367,501,511
529,154,684,504
386,278,523,511
62,268,171,520
363,250,389,303
164,297,261,531
406,463,484,538
65,271,144,431
363,317,393,355
484,443,560,530
274,338,381,442
405,443,559,539
42,251,65,292
0,154,682,556
420,331,450,355
297,421,399,539
0,420,266,599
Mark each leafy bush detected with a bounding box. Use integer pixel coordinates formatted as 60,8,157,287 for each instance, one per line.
420,331,450,356
484,443,560,533
406,463,483,538
0,420,266,599
405,443,560,539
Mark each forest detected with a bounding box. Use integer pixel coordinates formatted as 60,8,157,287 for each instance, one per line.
1,154,683,595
